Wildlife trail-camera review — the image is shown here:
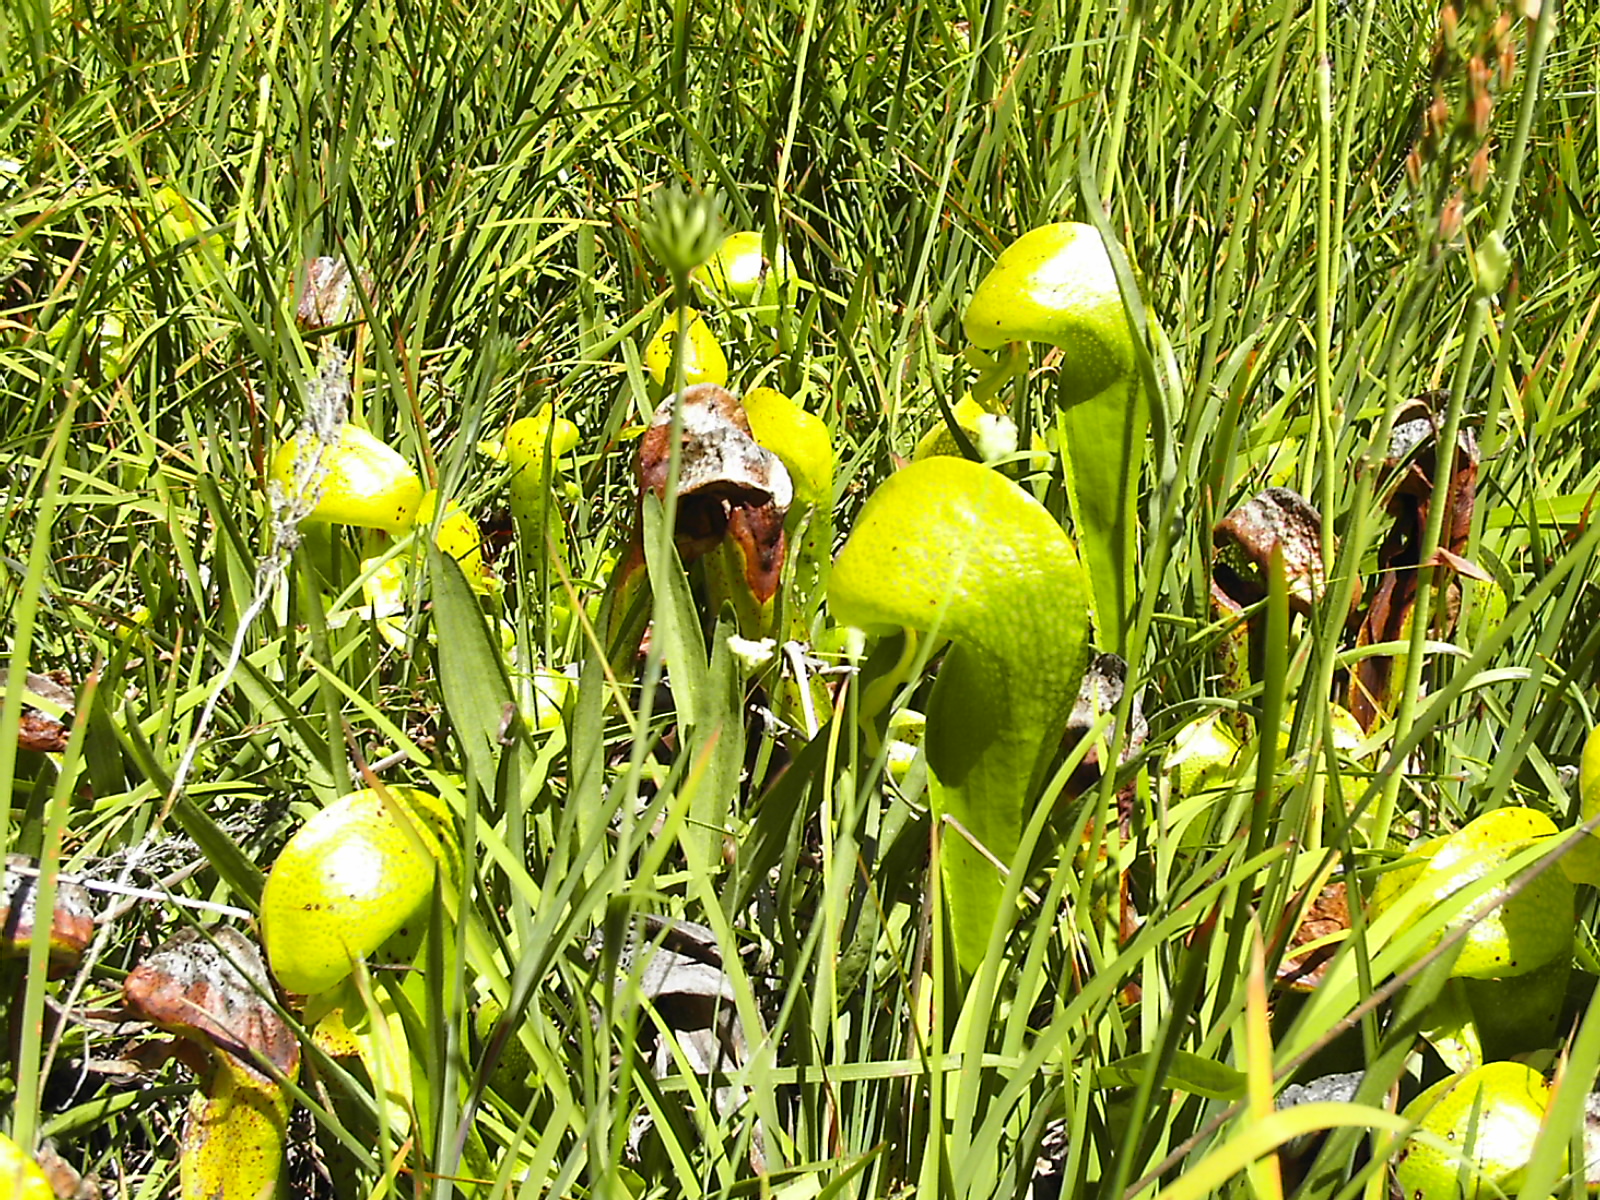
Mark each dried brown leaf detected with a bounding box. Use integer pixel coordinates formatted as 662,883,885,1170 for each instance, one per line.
1274,881,1350,992
0,856,94,974
1210,488,1342,730
634,384,793,578
1348,394,1480,728
1060,652,1146,796
34,1141,101,1200
615,916,765,1171
123,926,299,1084
123,929,300,1200
1213,487,1330,616
0,669,77,712
724,501,788,604
18,711,69,754
296,256,372,330
1425,545,1494,582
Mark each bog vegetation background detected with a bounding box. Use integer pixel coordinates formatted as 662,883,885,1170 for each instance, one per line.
2,0,1599,1196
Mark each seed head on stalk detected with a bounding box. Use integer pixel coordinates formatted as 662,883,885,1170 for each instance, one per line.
1411,0,1525,252
641,187,725,302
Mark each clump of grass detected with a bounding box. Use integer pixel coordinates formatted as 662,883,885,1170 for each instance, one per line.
3,0,1599,1196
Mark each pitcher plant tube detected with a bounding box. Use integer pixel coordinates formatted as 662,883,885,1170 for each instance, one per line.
505,402,581,578
964,222,1145,654
829,457,1090,973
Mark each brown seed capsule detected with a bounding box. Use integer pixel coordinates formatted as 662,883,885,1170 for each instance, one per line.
1406,148,1424,188
1472,89,1493,137
1440,192,1465,241
1469,143,1493,193
1440,3,1458,42
1430,93,1452,137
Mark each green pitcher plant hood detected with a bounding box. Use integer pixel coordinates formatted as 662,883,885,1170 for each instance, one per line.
1369,807,1573,981
914,394,1019,464
504,403,580,469
644,306,729,390
962,221,1147,655
693,230,800,314
505,402,581,568
149,179,229,300
963,222,1136,407
741,384,836,692
269,422,424,534
1395,1062,1558,1200
829,457,1090,972
742,385,832,506
261,785,458,997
